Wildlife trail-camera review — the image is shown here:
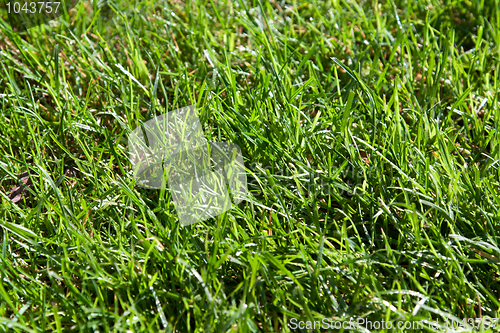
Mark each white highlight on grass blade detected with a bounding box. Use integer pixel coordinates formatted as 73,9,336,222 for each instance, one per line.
128,105,248,226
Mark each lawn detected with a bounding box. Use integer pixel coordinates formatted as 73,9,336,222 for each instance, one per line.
1,0,500,332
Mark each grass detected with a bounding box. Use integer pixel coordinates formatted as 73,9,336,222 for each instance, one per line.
0,0,500,331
